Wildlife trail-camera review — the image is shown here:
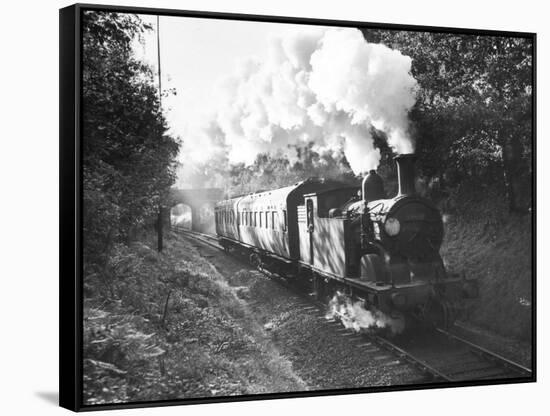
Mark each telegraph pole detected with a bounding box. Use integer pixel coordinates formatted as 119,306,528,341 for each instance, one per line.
156,15,162,108
157,15,164,252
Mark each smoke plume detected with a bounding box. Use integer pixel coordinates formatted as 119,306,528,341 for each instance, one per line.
187,27,417,181
325,292,405,335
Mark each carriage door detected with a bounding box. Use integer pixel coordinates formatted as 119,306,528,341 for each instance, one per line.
306,199,314,265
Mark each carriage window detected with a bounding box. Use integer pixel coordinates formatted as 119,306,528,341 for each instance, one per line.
259,211,263,228
253,212,257,227
271,212,276,229
282,210,287,231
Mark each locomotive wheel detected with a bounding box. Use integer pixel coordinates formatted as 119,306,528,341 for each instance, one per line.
312,275,326,301
422,298,455,329
249,253,262,270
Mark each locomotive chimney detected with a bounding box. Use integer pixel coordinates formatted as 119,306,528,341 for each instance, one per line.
362,170,385,202
394,154,417,196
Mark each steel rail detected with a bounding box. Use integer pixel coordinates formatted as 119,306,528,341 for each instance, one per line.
435,327,532,378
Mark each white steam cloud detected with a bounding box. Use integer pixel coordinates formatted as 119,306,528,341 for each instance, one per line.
326,291,405,335
192,27,417,177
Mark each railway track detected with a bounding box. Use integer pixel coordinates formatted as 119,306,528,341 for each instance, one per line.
175,227,532,384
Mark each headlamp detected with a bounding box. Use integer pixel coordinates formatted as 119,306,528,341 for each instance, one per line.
384,217,400,236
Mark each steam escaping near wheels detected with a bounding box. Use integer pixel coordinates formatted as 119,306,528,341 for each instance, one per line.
325,292,405,335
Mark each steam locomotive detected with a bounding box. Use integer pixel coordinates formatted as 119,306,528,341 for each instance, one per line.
214,155,477,328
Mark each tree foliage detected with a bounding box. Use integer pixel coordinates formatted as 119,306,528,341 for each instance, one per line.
224,144,357,197
362,29,533,212
82,11,180,267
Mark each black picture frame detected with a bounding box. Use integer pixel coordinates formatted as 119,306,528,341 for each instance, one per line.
60,3,536,412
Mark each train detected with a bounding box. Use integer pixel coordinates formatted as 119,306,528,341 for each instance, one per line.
214,154,478,329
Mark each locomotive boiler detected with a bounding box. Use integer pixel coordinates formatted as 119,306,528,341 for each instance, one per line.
215,154,477,329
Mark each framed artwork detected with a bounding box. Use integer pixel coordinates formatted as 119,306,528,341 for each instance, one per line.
59,3,536,411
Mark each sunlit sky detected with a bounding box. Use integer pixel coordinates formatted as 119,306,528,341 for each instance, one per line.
135,14,324,153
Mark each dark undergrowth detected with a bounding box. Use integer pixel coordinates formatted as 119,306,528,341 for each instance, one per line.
439,182,532,341
83,231,304,405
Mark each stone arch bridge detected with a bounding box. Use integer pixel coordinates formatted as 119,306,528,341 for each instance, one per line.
168,188,223,233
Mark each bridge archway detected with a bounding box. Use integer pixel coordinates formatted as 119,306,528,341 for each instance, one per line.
168,188,223,234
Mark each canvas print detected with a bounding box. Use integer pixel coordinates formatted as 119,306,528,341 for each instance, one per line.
79,8,533,406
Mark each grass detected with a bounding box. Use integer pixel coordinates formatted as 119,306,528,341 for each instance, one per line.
439,184,532,341
82,230,305,405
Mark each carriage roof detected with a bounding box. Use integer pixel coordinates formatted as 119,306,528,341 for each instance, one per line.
215,178,351,212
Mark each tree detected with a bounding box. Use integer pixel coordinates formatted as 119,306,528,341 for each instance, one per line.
82,11,180,267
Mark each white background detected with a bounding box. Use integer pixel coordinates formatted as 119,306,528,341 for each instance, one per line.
0,0,547,414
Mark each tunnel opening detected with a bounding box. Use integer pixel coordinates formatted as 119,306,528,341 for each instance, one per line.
171,203,192,230
170,202,216,234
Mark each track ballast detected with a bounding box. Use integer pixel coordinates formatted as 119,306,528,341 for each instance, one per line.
176,227,532,384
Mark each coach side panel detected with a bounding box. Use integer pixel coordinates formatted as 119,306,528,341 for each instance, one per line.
238,208,291,259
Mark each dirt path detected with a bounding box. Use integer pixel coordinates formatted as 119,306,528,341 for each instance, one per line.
164,232,308,397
